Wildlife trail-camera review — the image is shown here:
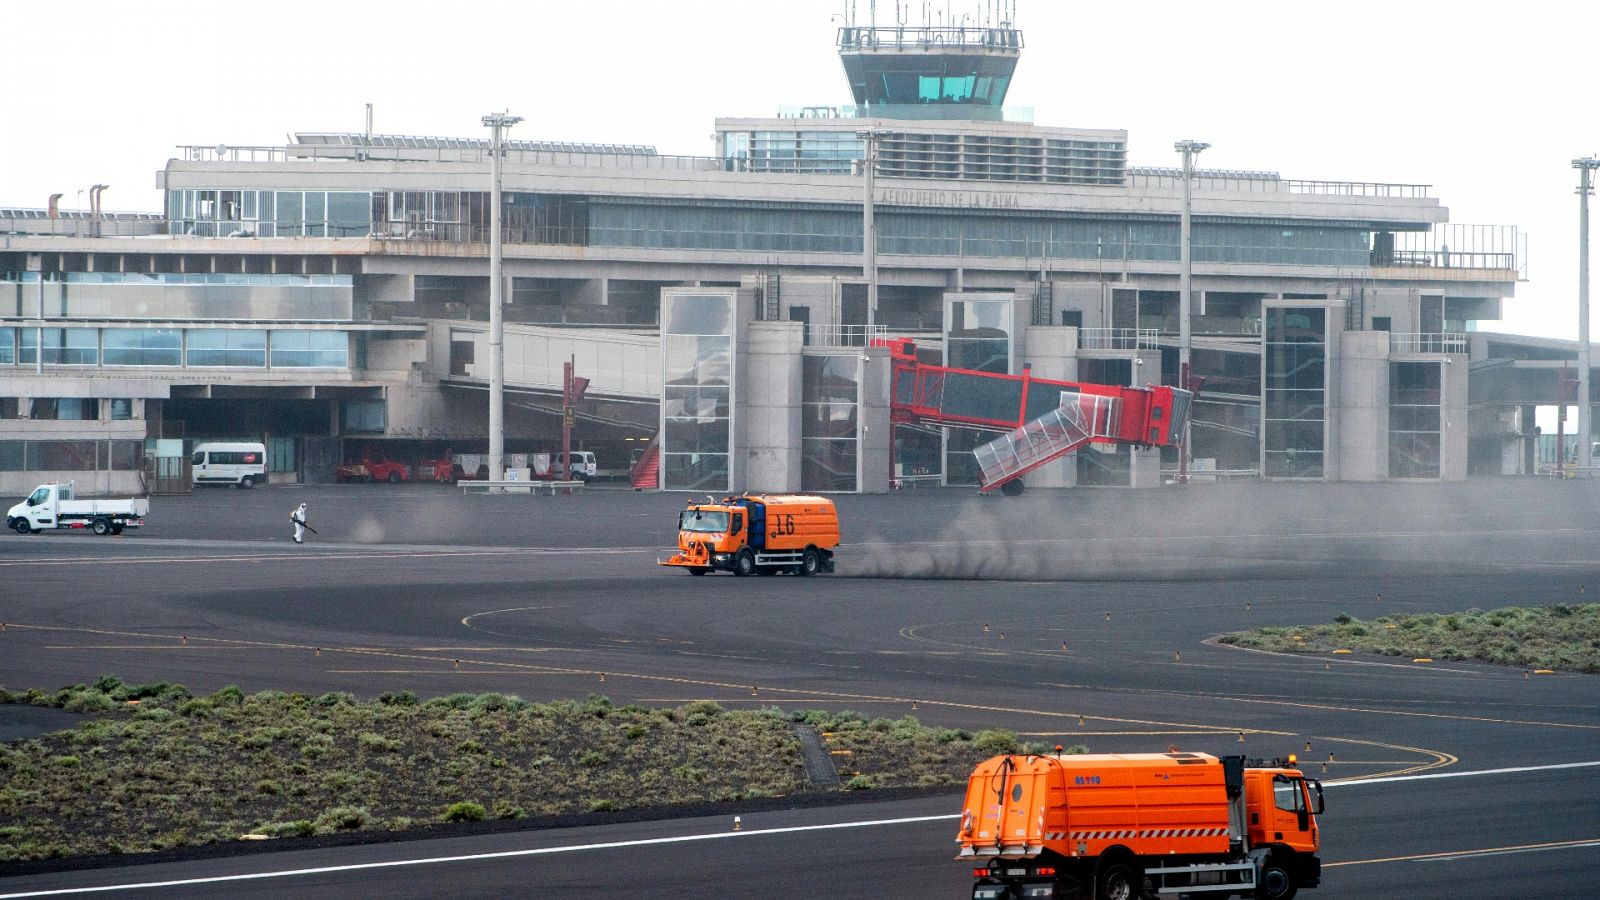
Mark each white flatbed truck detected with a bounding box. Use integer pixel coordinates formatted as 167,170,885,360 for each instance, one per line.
6,482,149,536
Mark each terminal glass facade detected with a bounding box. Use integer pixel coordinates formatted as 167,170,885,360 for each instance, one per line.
1262,307,1327,478
186,330,268,367
102,329,182,366
19,328,98,365
661,291,734,492
801,354,860,492
1389,362,1442,479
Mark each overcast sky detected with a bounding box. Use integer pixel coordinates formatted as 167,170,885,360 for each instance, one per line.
3,0,1595,339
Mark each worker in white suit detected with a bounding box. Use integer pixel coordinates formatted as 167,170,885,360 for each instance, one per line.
290,502,310,544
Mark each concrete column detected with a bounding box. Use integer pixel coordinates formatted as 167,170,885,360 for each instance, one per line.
742,321,804,492
1442,353,1469,481
1129,348,1163,488
1522,404,1538,475
1337,331,1389,482
1019,325,1080,488
859,344,891,494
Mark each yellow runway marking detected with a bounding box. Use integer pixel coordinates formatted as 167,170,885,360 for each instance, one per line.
1325,837,1600,867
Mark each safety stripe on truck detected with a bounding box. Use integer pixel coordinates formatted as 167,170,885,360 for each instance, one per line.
1064,827,1228,840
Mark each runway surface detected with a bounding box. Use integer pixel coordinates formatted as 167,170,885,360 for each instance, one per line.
2,480,1598,897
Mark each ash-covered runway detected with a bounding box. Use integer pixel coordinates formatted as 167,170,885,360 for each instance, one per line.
2,481,1598,897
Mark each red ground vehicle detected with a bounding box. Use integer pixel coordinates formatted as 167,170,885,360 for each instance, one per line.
415,458,457,483
334,460,412,483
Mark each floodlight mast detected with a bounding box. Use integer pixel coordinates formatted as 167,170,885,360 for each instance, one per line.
483,112,522,487
1174,139,1210,484
1576,157,1599,471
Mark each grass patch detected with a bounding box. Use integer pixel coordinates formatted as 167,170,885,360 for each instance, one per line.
1218,603,1600,673
0,680,1051,862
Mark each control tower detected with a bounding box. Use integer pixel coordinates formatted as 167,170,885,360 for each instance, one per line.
836,6,1022,122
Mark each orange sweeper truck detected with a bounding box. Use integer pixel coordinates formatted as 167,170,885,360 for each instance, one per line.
957,751,1323,900
660,494,839,576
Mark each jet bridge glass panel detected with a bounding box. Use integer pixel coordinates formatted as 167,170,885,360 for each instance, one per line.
1262,307,1327,478
944,296,1014,484
661,291,734,492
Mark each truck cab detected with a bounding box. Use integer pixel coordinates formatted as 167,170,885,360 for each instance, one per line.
1244,764,1323,896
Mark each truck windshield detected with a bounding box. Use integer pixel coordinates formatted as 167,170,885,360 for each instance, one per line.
680,510,730,533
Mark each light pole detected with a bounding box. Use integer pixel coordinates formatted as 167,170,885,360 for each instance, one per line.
483,112,522,485
1575,156,1598,471
856,128,885,343
1174,139,1210,484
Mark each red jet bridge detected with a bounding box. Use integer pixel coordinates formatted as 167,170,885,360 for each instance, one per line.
877,338,1192,494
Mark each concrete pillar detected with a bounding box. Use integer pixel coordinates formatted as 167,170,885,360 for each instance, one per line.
859,344,891,494
1337,331,1390,481
741,321,803,492
1129,348,1163,488
1522,404,1538,475
1019,325,1080,488
1442,352,1469,481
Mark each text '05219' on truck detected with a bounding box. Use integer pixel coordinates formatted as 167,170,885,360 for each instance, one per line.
959,752,1322,900
7,482,149,536
660,494,840,576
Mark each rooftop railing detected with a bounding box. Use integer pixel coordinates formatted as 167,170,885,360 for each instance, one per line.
1079,328,1158,351
1390,332,1468,354
836,25,1024,51
803,324,888,348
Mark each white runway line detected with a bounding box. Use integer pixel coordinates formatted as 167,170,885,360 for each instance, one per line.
7,761,1600,897
0,814,957,898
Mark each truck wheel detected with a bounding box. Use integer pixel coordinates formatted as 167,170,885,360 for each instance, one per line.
1000,478,1025,497
732,548,756,577
1256,860,1297,900
686,567,709,576
15,519,35,535
91,518,112,536
799,548,820,577
1096,860,1138,900
239,476,255,489
111,523,125,535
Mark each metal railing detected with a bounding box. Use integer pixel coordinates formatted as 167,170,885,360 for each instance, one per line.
804,324,888,348
1389,332,1468,354
1127,169,1432,199
1286,179,1432,199
1079,328,1158,351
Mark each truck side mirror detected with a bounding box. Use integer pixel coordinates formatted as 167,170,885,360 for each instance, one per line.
1311,781,1325,814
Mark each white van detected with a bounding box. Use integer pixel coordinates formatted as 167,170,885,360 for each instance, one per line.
552,451,598,481
192,442,268,489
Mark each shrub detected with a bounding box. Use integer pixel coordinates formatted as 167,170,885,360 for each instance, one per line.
212,685,245,705
578,750,609,767
589,799,619,812
377,691,417,707
972,730,1019,755
442,801,486,823
312,806,372,833
492,801,525,820
844,774,875,790
358,732,401,754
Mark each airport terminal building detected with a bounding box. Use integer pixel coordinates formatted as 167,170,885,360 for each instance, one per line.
0,20,1540,496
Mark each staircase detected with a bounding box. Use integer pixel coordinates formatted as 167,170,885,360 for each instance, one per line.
630,437,661,491
974,391,1121,492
